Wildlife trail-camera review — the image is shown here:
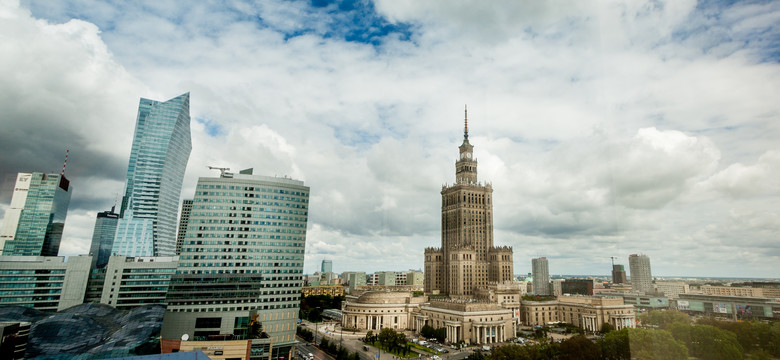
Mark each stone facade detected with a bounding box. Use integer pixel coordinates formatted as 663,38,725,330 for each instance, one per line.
415,300,515,345
521,295,636,331
341,291,425,331
425,110,513,297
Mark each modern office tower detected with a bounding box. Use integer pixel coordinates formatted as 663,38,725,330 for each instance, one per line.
83,255,177,310
612,264,627,284
377,271,396,286
629,254,653,294
0,255,91,311
161,169,309,360
176,199,193,255
532,257,551,295
113,93,192,257
425,108,514,297
87,207,119,268
321,259,332,273
0,172,72,256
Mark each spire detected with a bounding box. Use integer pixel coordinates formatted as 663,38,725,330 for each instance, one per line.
464,104,469,140
61,149,69,176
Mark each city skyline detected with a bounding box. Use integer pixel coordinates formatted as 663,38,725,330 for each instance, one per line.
0,1,778,277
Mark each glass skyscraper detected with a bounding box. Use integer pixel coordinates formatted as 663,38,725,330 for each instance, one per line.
0,172,72,256
161,169,309,360
87,207,119,268
113,93,192,257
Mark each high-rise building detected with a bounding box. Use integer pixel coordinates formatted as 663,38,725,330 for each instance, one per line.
612,264,627,284
532,257,551,295
87,207,119,268
161,169,309,360
321,259,332,273
113,93,192,257
425,108,513,297
175,199,193,255
629,254,653,294
1,172,72,256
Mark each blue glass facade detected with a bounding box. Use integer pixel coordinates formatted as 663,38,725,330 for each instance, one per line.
114,93,192,257
87,208,119,268
1,173,72,256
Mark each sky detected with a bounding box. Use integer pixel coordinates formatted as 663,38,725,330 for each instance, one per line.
0,0,778,278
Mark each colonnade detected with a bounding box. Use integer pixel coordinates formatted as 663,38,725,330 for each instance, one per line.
473,323,504,344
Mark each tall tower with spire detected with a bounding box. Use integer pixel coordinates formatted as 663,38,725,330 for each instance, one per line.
425,107,513,297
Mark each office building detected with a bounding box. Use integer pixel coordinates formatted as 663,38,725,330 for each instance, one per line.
532,257,551,295
629,254,653,294
561,278,595,296
84,255,178,310
345,272,367,293
161,169,309,360
0,255,91,311
0,321,30,359
176,199,193,255
654,281,689,299
87,207,119,268
406,270,424,285
113,93,192,257
321,259,332,273
1,172,72,256
612,264,627,284
425,109,514,297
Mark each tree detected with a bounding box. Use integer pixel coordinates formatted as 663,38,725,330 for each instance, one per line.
638,310,689,329
626,328,688,360
599,328,630,360
420,324,435,339
559,335,601,360
669,323,743,360
600,322,615,334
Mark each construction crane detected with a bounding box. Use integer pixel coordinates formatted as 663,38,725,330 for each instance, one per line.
207,166,230,176
610,256,619,266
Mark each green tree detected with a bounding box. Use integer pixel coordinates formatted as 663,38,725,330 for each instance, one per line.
626,328,688,360
420,324,435,339
669,323,743,360
600,322,615,334
639,310,690,329
599,328,630,360
433,327,447,342
559,335,601,360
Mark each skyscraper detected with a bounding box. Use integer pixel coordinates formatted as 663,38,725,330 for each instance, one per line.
424,107,514,297
321,259,332,273
113,93,192,257
87,207,119,268
161,169,309,359
0,172,72,256
629,254,653,294
175,199,193,255
532,257,551,295
612,264,627,284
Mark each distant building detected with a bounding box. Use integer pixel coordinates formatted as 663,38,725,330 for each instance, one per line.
532,257,551,295
301,286,344,298
677,293,780,320
113,93,192,257
425,112,514,297
87,207,119,268
1,172,72,256
376,272,396,286
561,278,595,296
697,285,765,298
175,199,193,255
161,169,309,360
0,255,91,311
654,281,689,299
345,272,366,293
406,271,424,285
321,260,332,273
611,264,627,284
629,254,653,294
551,279,565,297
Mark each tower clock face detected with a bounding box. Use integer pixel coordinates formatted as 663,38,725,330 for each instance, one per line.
466,153,472,158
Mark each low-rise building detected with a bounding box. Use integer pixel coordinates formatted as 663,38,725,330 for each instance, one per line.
341,291,425,331
697,285,765,298
92,256,178,310
654,281,689,299
416,300,515,345
522,295,636,331
0,255,91,311
301,285,344,298
677,293,780,320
